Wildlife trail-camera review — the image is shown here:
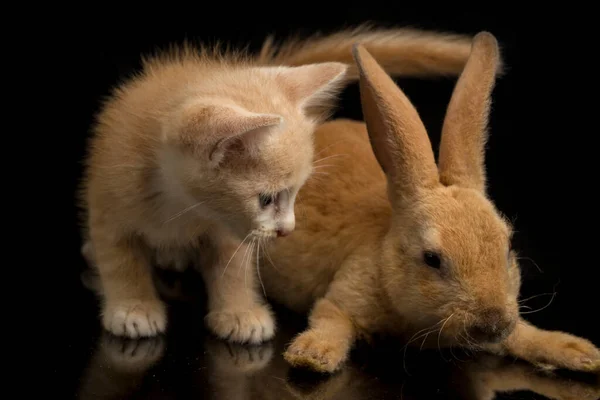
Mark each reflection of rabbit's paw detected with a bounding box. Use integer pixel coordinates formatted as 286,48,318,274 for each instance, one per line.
101,334,166,373
205,305,275,344
103,299,167,338
284,330,347,373
208,339,274,373
534,332,600,373
467,355,600,400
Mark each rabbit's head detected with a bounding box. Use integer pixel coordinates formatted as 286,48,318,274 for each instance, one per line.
353,32,520,347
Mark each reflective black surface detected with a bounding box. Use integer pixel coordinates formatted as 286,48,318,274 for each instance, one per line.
63,268,599,400
51,8,600,400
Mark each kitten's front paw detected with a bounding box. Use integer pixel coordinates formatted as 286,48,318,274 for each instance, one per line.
534,331,600,373
205,305,275,344
284,330,347,373
103,299,167,338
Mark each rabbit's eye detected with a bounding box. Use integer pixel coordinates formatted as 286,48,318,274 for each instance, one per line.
423,251,441,269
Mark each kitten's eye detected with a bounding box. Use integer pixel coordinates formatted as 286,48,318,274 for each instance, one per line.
259,193,275,208
423,251,442,269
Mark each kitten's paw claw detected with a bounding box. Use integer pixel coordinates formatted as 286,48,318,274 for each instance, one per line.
103,300,167,338
535,332,600,373
205,305,275,344
283,330,346,373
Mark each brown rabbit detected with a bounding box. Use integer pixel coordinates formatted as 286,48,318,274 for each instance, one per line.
258,32,600,374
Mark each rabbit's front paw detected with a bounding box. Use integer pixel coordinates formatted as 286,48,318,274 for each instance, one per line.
533,331,600,373
284,330,348,373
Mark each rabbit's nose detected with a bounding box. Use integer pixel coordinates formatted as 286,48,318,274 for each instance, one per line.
469,308,514,343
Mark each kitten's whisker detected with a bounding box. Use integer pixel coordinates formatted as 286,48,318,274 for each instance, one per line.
313,141,346,157
237,237,254,277
163,201,206,224
262,239,280,272
245,239,257,292
312,164,336,170
313,153,348,164
242,238,253,288
257,240,266,297
295,192,308,222
221,232,252,278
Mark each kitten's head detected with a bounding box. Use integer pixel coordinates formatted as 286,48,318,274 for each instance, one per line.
161,62,348,240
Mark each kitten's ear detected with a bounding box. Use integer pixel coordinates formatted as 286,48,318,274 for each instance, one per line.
273,62,348,113
171,102,283,167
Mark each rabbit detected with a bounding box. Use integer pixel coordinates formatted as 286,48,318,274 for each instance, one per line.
255,32,600,375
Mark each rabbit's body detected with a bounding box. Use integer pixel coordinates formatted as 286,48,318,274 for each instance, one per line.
260,34,600,374
262,119,389,318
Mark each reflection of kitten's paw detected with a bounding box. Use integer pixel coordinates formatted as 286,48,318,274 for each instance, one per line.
207,338,274,373
101,333,166,373
205,305,275,344
103,300,167,338
284,330,347,373
534,332,600,373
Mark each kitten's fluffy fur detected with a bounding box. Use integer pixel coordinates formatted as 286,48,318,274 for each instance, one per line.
260,34,600,374
79,26,476,343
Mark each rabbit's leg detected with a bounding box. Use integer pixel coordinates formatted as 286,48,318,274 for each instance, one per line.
486,318,600,373
284,296,356,373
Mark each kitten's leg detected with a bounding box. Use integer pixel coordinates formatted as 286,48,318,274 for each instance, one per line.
486,317,600,373
284,297,356,373
92,230,166,338
201,234,275,344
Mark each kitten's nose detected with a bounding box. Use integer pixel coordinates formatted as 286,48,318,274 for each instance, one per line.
276,229,290,237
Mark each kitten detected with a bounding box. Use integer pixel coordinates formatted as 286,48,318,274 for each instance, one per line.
79,25,475,343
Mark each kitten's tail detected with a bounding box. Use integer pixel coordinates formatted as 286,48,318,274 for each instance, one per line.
257,24,502,79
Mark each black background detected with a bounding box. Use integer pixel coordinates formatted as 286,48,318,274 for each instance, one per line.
46,6,598,398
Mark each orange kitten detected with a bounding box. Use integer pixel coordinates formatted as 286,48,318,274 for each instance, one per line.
79,26,475,343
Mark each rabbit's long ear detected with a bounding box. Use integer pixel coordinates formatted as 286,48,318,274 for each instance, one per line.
352,44,439,202
437,32,501,193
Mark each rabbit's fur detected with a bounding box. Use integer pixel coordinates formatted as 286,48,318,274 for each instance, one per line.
259,33,600,374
